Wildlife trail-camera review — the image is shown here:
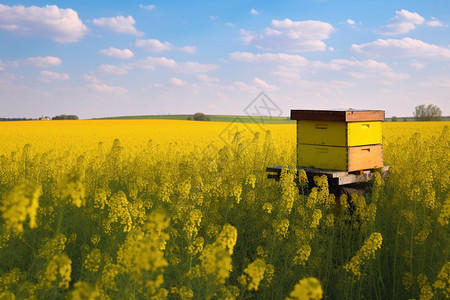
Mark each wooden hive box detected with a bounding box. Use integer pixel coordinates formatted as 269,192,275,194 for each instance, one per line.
291,110,385,172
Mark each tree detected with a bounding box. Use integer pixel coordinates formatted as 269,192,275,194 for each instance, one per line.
52,114,79,120
391,116,398,122
414,104,442,121
193,112,210,121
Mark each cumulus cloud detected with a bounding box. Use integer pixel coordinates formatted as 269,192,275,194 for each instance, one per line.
93,15,142,36
0,4,88,43
135,56,178,70
99,47,134,59
197,74,220,83
83,74,101,83
170,77,186,86
253,77,276,91
39,70,70,82
180,46,197,54
136,39,196,54
352,37,450,59
242,18,334,52
23,56,62,68
178,61,218,73
250,9,258,15
329,59,391,72
136,38,172,52
90,84,127,94
346,19,356,25
230,52,390,73
139,4,155,10
97,56,217,76
98,64,130,75
230,51,308,66
409,60,425,69
426,17,444,27
375,9,425,35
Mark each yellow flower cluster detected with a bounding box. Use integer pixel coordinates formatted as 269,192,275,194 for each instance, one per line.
438,196,450,226
287,277,323,300
433,262,450,298
276,219,290,239
293,244,311,266
0,183,40,234
344,232,383,277
44,254,72,289
242,258,267,291
84,248,102,272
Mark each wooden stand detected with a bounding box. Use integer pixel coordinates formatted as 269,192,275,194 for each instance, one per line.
266,166,389,186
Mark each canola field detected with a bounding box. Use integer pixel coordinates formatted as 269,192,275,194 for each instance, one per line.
0,119,449,299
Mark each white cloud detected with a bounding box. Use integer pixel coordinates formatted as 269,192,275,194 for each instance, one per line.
230,51,308,66
179,61,218,73
180,46,197,54
346,19,355,25
93,15,142,36
234,81,259,94
230,52,390,73
0,4,88,43
39,70,70,82
409,60,425,69
197,74,220,83
139,4,155,10
381,71,410,80
170,77,186,86
426,17,444,27
352,37,450,59
136,39,196,54
90,84,127,94
83,74,101,83
375,9,425,36
330,59,391,72
135,56,177,70
242,18,334,52
23,56,62,68
421,77,450,88
98,64,130,75
97,56,216,76
136,38,172,52
253,77,276,91
99,47,134,59
250,9,258,15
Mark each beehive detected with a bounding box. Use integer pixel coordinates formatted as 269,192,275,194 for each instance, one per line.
291,110,385,172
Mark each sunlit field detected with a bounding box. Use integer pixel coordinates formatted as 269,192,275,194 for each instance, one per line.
0,120,449,299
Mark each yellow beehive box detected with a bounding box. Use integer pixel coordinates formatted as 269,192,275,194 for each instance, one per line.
298,144,383,171
297,121,382,147
291,110,385,172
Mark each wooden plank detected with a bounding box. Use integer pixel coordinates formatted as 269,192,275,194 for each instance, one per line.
266,165,389,186
291,110,385,122
347,145,383,172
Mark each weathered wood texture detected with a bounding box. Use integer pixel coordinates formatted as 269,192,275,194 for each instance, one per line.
291,110,385,122
266,166,389,186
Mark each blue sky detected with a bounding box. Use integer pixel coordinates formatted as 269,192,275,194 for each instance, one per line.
0,0,449,119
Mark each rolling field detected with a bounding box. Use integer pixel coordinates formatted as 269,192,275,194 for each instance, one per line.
0,120,449,299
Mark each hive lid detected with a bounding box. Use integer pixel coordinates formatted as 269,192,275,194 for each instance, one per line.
290,109,385,122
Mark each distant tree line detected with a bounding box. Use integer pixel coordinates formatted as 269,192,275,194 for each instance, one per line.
0,114,79,121
0,118,34,121
187,112,210,121
52,114,79,120
414,104,442,121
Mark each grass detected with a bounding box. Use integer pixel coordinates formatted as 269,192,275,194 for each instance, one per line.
93,114,296,124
